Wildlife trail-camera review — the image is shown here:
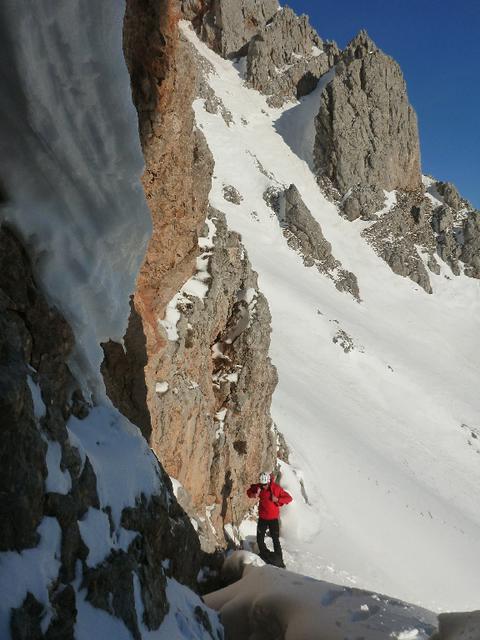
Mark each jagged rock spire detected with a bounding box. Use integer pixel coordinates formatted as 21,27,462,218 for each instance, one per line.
246,6,340,106
198,0,279,58
345,29,379,57
314,29,421,198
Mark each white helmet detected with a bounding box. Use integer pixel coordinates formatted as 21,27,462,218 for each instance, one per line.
259,471,270,485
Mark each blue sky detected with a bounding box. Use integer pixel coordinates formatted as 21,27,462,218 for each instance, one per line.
287,0,480,208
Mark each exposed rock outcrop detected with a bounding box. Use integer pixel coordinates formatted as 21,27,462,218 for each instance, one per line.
101,299,152,441
435,181,469,212
459,211,480,279
246,7,339,107
431,206,480,279
194,0,279,58
341,184,386,222
223,184,243,204
430,610,480,640
314,31,421,217
124,1,214,324
309,30,480,291
362,180,480,291
0,226,212,637
281,185,360,300
121,1,278,549
149,210,277,547
422,177,480,280
362,190,437,293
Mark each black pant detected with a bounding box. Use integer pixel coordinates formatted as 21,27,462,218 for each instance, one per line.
257,518,282,557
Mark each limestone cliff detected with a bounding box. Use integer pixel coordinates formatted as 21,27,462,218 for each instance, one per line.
310,29,480,292
150,210,277,547
117,0,278,548
314,30,421,218
361,180,480,293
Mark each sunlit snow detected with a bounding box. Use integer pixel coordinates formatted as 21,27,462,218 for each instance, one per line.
183,21,480,612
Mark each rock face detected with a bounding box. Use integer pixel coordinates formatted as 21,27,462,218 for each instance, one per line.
433,206,480,279
430,611,480,640
194,0,279,58
246,7,339,107
341,184,386,222
281,185,360,300
121,0,278,548
362,190,437,293
459,212,480,279
223,184,243,204
149,210,277,547
101,299,152,441
0,226,211,638
308,29,480,292
314,31,421,215
362,180,480,292
435,181,464,211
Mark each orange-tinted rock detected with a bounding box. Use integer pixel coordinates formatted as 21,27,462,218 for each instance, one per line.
122,3,278,547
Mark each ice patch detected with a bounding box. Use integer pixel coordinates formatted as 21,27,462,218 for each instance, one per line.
170,476,182,499
376,190,398,217
393,630,420,640
215,408,227,440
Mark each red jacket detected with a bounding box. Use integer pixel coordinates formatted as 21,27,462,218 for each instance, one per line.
247,476,292,520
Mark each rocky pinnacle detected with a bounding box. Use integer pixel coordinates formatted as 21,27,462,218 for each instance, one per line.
196,0,279,58
314,30,421,197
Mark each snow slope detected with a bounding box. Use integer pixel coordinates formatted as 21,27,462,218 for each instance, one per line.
183,22,480,612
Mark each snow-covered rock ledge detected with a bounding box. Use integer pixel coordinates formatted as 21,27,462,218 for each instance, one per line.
205,552,437,640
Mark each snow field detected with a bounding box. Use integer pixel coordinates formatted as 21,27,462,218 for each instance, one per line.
182,21,480,611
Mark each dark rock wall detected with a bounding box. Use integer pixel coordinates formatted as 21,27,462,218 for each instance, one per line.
0,226,210,638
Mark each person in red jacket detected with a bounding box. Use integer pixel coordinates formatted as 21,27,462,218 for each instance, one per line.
247,471,292,567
